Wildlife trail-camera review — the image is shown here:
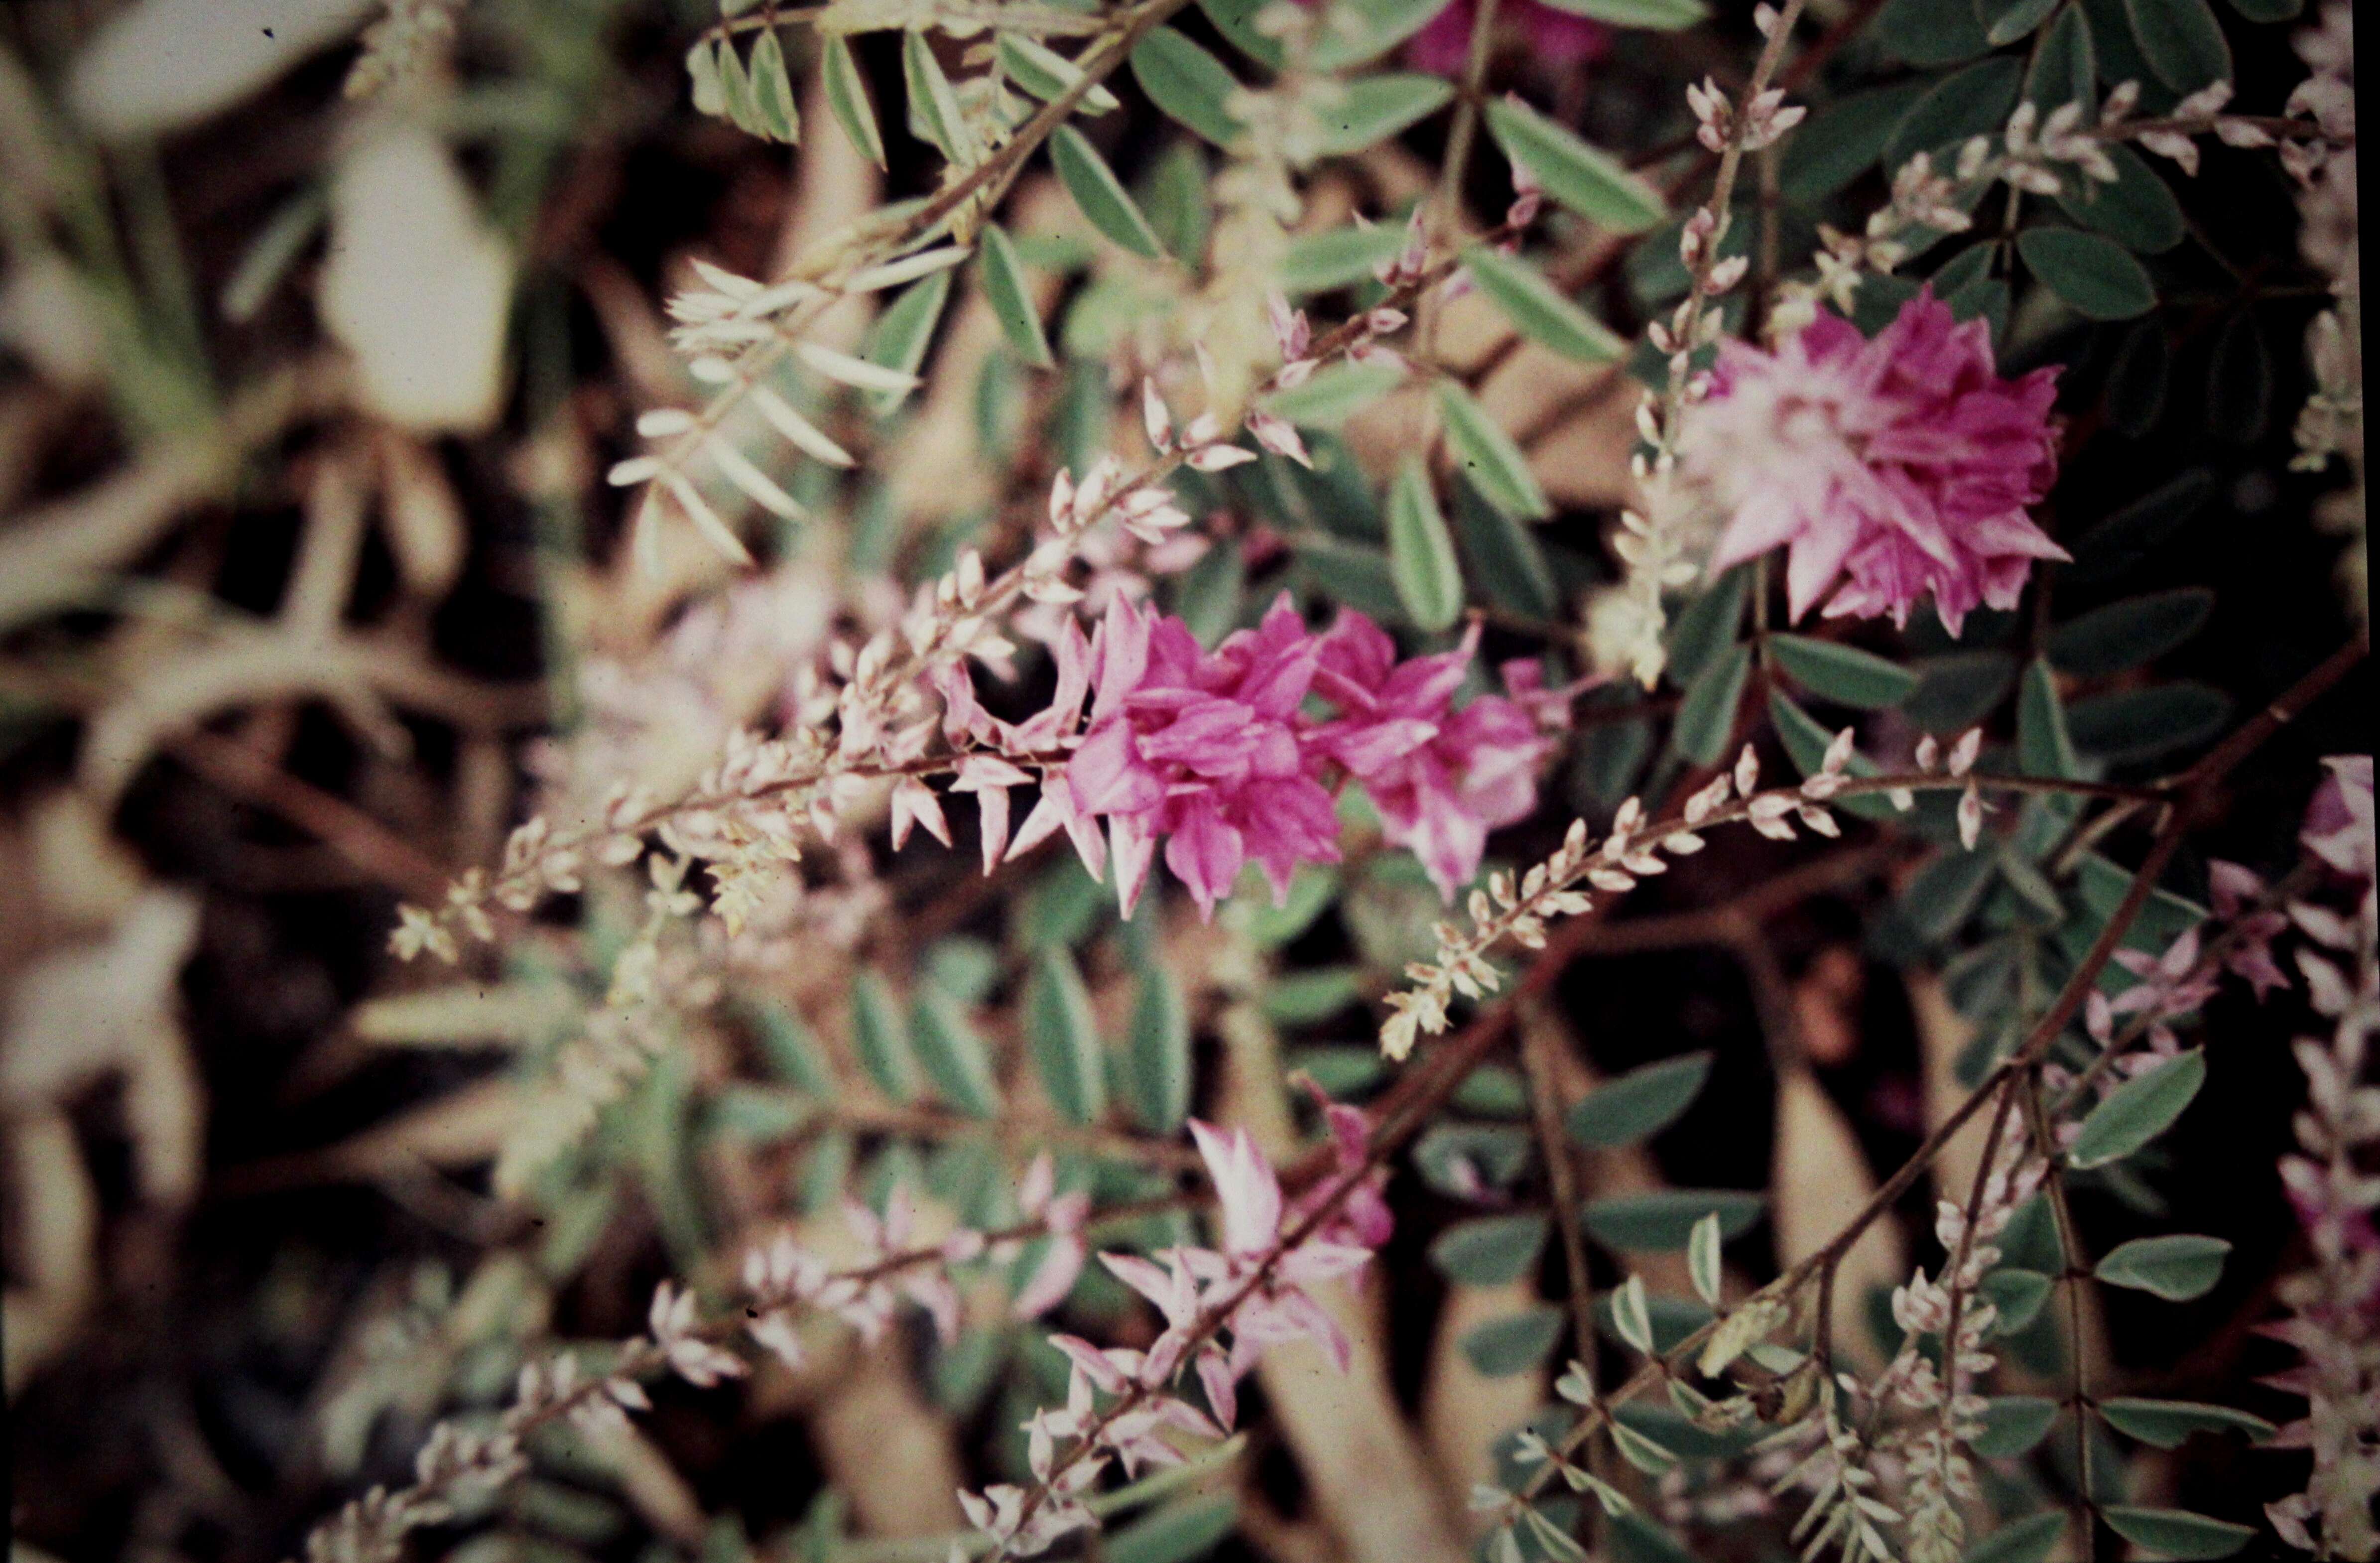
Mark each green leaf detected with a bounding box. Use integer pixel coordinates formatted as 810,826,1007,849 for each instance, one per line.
2017,656,2079,779
1464,246,1626,362
1243,865,1339,948
2056,145,2183,255
750,1001,833,1094
821,36,886,167
1051,126,1163,260
1313,0,1448,69
1874,0,1992,64
1141,141,1211,266
1532,0,1707,23
1027,948,1107,1124
2069,470,2211,581
2067,683,2232,763
2095,1233,2230,1301
2047,589,2213,677
2120,0,2231,89
1313,73,1454,155
903,30,980,166
1971,1396,2059,1457
2024,1,2096,110
2223,0,2299,19
1608,1419,1679,1474
1581,1191,1763,1252
1430,1214,1550,1285
2207,310,2272,443
978,223,1053,369
716,39,760,136
745,29,801,141
1687,1215,1722,1306
2103,317,2171,435
911,989,1001,1117
852,971,917,1102
1610,1275,1655,1353
1885,58,2023,172
1260,966,1361,1025
1665,567,1749,685
1198,0,1284,67
1437,382,1549,520
687,38,726,116
1770,690,1895,819
1451,478,1559,621
1979,0,2062,47
1905,650,2018,733
1979,1267,2053,1334
2069,1049,2205,1168
1106,1495,1238,1563
1781,80,1935,201
861,271,951,414
1278,221,1410,293
1290,538,1406,624
1262,362,1406,427
2099,1398,2275,1447
1484,98,1666,233
1671,642,1750,766
1567,1053,1712,1146
1964,1514,2066,1563
998,33,1123,115
1462,1305,1567,1375
1770,634,1919,709
2018,226,2156,320
1131,28,1244,148
1388,457,1465,631
1172,535,1245,647
2100,1509,2253,1561
1127,964,1192,1135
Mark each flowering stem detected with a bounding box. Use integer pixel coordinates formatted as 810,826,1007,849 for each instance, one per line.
2018,1074,2100,1563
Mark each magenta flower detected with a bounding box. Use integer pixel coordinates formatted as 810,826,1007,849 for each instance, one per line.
1177,1120,1376,1375
1403,0,1612,76
1679,289,2069,637
1308,612,1549,901
1066,594,1343,919
2302,754,2375,885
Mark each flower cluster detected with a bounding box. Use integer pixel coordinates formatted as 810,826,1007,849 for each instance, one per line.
1678,289,2067,637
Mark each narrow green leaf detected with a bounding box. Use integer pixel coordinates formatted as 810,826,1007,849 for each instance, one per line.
1687,1215,1722,1306
2068,470,2211,581
2099,1509,2252,1561
1141,140,1211,265
2017,656,2078,779
1665,566,1750,685
1885,57,2023,172
2046,589,2214,677
1671,642,1750,766
1279,222,1410,293
1770,689,1894,819
861,270,951,414
2099,1398,2275,1447
1484,97,1666,233
1311,0,1448,70
747,29,801,143
1106,1496,1239,1563
1262,362,1406,427
1464,245,1626,362
2067,683,2232,763
1980,0,2063,46
1781,80,1936,201
749,1000,833,1093
2207,309,2273,443
687,38,726,116
903,31,980,166
1874,0,1992,64
1567,1053,1713,1146
1964,1514,2066,1563
2017,226,2156,320
1971,1396,2059,1456
1770,634,1919,709
1051,126,1163,259
2095,1234,2230,1301
2104,317,2171,435
2069,1049,2206,1168
2120,0,2231,89
997,33,1123,115
851,971,917,1102
1450,478,1558,621
1131,28,1244,148
978,222,1054,369
1581,1191,1763,1252
822,36,886,167
1127,964,1191,1134
1461,1305,1567,1374
911,989,1002,1117
1313,73,1454,155
1430,1213,1550,1286
1388,457,1464,631
1979,1268,2053,1334
1608,1419,1679,1474
717,40,761,136
1905,649,2018,734
2023,1,2096,109
1437,382,1549,520
1531,0,1707,25
1027,948,1107,1124
1611,1275,1654,1353
2056,144,2184,255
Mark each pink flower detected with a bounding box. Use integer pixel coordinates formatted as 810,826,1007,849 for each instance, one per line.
1067,594,1342,919
1308,612,1549,901
2302,755,2375,884
1680,289,2068,637
1403,0,1612,75
1177,1120,1376,1376
2208,859,2291,1000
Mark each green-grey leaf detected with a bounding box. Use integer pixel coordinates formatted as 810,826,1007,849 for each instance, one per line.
2047,589,2213,677
2120,0,2231,89
2098,1398,2275,1447
1665,566,1749,685
1451,479,1558,621
2069,1049,2205,1168
1312,0,1451,70
747,29,801,143
2095,1234,2230,1301
911,989,1001,1117
1567,1052,1712,1146
1965,1515,2066,1563
1028,948,1107,1124
1884,58,2023,173
1906,649,2018,734
903,30,979,166
2099,1509,2252,1561
2067,683,2232,763
1529,0,1707,25
1781,80,1936,202
1484,97,1665,233
978,223,1053,369
1437,382,1549,520
1461,1305,1566,1374
822,36,886,167
1262,362,1406,427
2017,656,2079,780
1980,0,2062,47
1671,642,1750,766
1387,457,1465,631
1131,28,1244,148
1106,1495,1239,1563
1874,0,1991,64
1770,634,1919,709
687,39,726,117
1979,1267,2053,1335
1051,126,1163,259
2018,226,2155,320
2069,470,2211,582
1279,221,1410,293
2024,1,2096,110
1127,964,1191,1134
1581,1190,1763,1252
998,33,1123,115
1971,1396,2059,1457
1314,73,1454,155
852,971,917,1102
862,271,951,414
2056,144,2184,255
1464,245,1626,362
1430,1213,1550,1286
